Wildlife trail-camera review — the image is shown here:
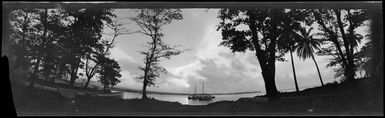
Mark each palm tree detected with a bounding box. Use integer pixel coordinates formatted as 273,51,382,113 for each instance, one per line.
278,26,300,93
294,27,324,86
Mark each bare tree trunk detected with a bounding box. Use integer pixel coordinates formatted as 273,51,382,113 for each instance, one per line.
142,79,148,99
290,50,299,92
69,68,77,87
312,55,324,86
335,9,355,81
70,59,80,87
262,69,279,100
30,59,40,87
83,58,92,89
83,76,91,89
248,12,279,101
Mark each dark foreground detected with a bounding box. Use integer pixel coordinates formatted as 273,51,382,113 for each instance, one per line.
12,78,383,116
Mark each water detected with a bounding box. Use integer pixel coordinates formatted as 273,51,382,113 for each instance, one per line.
122,92,262,105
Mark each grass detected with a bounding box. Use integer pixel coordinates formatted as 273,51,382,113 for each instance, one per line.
12,77,383,116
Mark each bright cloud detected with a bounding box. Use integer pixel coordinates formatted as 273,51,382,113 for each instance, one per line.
115,70,143,89
167,78,190,88
109,9,353,94
110,47,136,63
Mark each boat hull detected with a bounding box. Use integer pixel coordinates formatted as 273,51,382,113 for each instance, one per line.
188,94,215,101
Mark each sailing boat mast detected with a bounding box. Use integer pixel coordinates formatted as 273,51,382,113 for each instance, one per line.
194,84,196,94
202,81,204,94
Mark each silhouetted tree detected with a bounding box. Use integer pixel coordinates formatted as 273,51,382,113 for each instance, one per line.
131,9,183,99
276,10,304,92
294,27,325,86
97,55,121,91
83,19,134,89
8,9,46,86
35,9,70,82
313,9,369,82
217,9,307,100
60,8,115,87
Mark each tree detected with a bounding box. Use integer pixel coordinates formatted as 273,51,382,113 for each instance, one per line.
313,9,369,82
8,9,45,86
36,9,70,82
217,9,307,100
131,9,183,99
294,27,325,86
277,10,303,93
83,18,135,89
59,8,115,87
97,55,121,91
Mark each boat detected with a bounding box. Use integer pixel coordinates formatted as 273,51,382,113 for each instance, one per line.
188,82,215,101
188,84,199,100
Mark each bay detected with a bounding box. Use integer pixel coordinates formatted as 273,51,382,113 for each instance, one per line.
122,92,263,105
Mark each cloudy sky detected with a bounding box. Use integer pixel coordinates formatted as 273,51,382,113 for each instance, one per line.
103,9,369,94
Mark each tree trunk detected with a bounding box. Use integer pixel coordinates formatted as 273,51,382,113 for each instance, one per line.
335,9,355,81
262,69,279,100
312,55,324,86
141,56,150,100
69,69,76,87
248,12,279,101
30,58,40,87
347,59,356,80
83,76,91,89
83,58,92,89
141,24,159,100
70,59,80,87
142,79,148,99
103,85,107,91
290,50,299,92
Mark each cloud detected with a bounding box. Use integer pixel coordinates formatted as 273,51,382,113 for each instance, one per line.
193,58,263,93
167,78,190,88
110,47,136,63
109,9,341,94
274,53,338,92
115,70,143,89
118,59,141,76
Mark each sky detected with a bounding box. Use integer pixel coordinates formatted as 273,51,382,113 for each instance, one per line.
100,9,370,94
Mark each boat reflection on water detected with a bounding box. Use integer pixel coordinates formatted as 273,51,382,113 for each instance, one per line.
188,98,213,105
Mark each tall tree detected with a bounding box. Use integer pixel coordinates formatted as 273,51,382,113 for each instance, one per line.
97,55,121,91
217,9,306,99
131,9,183,99
294,27,325,86
60,8,115,87
83,19,134,89
8,9,45,86
277,10,303,92
313,9,369,82
35,9,68,82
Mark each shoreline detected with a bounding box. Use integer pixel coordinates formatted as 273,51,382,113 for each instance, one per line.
12,77,382,115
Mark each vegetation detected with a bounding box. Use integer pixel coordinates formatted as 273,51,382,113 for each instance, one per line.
7,8,121,90
131,9,184,99
217,8,375,100
313,9,369,82
217,9,310,99
3,5,382,115
294,27,325,86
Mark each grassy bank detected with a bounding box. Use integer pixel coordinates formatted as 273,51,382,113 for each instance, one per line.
12,77,382,116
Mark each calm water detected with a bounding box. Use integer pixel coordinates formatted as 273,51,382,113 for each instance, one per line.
121,92,262,105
